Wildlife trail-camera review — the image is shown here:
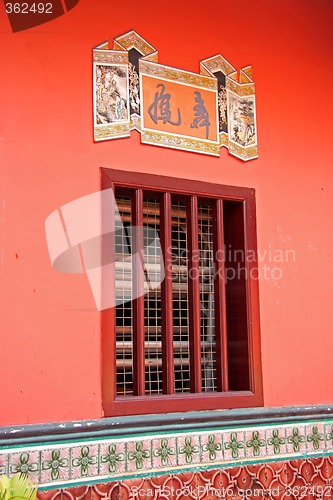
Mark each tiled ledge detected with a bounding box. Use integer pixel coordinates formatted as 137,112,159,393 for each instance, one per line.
1,405,333,490
36,458,333,500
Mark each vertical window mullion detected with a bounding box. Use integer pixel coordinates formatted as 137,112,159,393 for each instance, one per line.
102,182,116,407
213,199,229,392
187,195,202,393
132,189,145,395
160,192,175,394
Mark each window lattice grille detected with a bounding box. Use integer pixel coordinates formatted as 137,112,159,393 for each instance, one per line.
115,195,220,395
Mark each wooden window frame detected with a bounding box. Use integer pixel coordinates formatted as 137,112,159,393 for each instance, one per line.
101,168,263,417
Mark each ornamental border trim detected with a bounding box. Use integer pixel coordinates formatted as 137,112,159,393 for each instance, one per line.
1,419,333,490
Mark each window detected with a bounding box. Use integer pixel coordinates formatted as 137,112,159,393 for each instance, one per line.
102,169,263,416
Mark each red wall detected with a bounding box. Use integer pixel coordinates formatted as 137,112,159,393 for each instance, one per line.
1,0,333,425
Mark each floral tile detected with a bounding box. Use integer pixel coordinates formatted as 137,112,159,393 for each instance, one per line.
70,444,99,480
152,436,177,468
0,453,8,476
99,441,126,477
245,429,266,459
3,419,333,491
40,447,70,483
306,423,326,453
35,457,333,500
325,424,333,453
286,425,307,455
200,432,223,464
126,439,152,472
266,427,287,457
9,450,40,482
222,430,246,461
176,435,200,466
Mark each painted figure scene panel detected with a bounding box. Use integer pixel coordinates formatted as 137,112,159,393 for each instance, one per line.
95,64,128,125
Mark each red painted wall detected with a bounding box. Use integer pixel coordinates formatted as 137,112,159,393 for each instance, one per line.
1,0,333,425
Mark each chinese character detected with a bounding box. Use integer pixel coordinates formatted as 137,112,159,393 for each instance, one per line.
190,91,210,139
148,83,181,126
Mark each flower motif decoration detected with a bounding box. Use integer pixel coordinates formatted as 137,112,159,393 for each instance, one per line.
72,446,97,477
0,458,7,475
246,431,265,457
326,425,333,445
101,444,124,473
224,432,244,459
179,437,199,464
267,430,286,454
307,426,324,451
42,449,69,480
4,422,333,489
287,428,306,453
202,435,222,461
128,442,151,470
154,439,175,466
11,452,39,475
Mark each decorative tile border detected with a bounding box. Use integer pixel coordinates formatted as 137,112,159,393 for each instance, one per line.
1,419,333,489
36,457,333,500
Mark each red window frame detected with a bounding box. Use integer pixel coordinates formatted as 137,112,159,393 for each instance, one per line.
101,168,263,417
